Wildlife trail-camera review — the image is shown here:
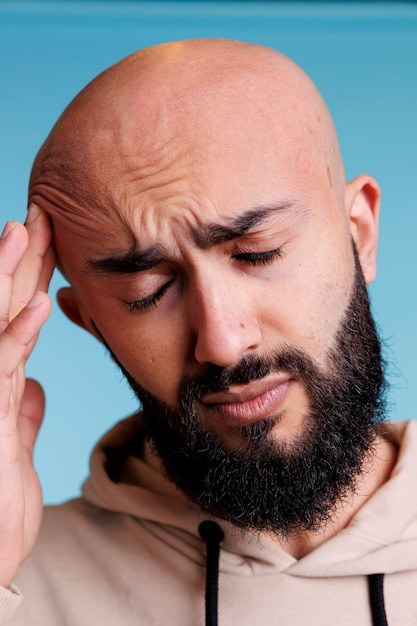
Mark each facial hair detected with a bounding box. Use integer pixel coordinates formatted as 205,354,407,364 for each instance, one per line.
109,250,387,538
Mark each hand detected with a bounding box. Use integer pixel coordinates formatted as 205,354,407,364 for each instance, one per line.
0,205,55,588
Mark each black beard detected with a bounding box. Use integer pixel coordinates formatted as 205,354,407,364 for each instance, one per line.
107,249,387,538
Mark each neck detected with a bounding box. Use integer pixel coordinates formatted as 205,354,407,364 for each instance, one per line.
269,434,397,559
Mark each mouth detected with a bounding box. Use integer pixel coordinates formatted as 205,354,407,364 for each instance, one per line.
199,375,292,426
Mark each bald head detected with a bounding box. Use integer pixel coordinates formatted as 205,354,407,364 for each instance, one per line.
29,39,382,454
24,41,386,533
29,39,345,235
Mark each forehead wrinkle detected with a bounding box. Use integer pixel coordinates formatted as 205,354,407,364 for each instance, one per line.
85,199,306,276
192,201,306,249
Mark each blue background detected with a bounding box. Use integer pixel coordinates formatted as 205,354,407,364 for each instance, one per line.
1,1,416,504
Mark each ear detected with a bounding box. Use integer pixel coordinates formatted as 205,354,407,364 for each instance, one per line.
57,286,102,341
345,174,380,284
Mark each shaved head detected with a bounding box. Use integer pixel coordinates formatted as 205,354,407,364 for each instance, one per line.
29,39,345,240
27,40,387,539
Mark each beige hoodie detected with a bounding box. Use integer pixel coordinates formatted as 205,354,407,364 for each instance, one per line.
1,415,417,625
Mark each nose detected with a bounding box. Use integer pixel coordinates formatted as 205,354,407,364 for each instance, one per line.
190,275,263,368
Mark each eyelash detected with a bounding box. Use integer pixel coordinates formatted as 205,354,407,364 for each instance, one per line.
126,279,174,313
126,248,284,312
233,247,284,266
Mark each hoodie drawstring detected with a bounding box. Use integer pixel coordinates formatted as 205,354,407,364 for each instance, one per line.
199,523,388,626
368,574,388,626
199,521,224,626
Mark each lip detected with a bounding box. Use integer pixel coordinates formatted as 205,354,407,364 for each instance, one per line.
200,375,291,426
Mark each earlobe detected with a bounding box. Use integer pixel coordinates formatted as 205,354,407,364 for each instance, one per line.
57,287,101,340
345,174,380,284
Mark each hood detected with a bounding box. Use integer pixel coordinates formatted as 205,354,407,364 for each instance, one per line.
82,414,417,579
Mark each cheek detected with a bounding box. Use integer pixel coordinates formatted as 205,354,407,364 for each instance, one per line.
70,274,193,407
305,279,349,360
259,258,353,366
97,310,189,406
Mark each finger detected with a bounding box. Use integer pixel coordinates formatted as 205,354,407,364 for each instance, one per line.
17,378,45,458
0,222,29,332
18,249,56,364
37,244,56,294
0,292,51,420
20,245,56,364
9,206,53,320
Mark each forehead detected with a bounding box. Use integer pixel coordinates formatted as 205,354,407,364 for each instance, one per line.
54,132,335,285
52,118,332,269
34,55,340,268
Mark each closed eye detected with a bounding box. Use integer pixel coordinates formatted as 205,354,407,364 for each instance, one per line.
125,248,283,312
233,248,284,266
126,279,175,313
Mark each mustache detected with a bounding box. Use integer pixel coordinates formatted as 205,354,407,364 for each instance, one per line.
179,347,321,406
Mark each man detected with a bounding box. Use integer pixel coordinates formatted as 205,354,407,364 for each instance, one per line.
0,38,416,625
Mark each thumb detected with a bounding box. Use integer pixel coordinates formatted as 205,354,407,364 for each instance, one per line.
17,378,45,458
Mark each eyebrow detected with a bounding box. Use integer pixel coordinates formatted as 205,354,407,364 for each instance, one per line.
87,200,300,276
192,202,295,249
87,245,166,275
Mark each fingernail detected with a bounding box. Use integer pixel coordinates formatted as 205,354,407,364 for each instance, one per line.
26,203,41,224
27,291,47,309
1,221,16,238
